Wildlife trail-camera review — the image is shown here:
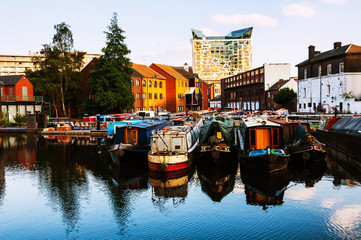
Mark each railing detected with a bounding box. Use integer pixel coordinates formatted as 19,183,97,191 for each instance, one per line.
0,95,45,102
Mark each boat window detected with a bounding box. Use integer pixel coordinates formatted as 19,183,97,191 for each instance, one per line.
273,128,279,147
126,130,138,145
250,129,256,147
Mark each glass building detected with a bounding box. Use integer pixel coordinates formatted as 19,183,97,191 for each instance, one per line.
192,27,253,96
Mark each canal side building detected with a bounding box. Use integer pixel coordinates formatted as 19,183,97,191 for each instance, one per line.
172,64,208,111
296,42,361,113
131,63,167,113
149,63,188,113
265,77,298,112
221,63,291,110
0,75,44,121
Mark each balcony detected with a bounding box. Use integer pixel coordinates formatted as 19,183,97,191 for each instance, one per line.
0,95,45,102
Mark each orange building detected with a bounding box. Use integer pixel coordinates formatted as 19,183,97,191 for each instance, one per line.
131,63,166,113
149,64,188,113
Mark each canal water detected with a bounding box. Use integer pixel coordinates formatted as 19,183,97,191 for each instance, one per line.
0,134,360,239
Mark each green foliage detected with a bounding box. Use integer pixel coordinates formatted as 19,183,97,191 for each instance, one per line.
88,13,134,113
14,114,26,126
274,87,297,105
341,91,355,99
29,22,85,117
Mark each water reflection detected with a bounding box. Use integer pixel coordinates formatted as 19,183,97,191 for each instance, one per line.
197,160,238,202
288,160,327,188
149,166,195,211
0,134,360,239
241,169,289,208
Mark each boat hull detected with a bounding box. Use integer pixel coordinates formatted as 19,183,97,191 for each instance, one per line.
148,153,192,172
289,146,326,163
240,151,290,173
109,144,149,165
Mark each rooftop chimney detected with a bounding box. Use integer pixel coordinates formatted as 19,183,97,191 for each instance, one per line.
309,45,315,60
183,63,189,72
334,42,342,49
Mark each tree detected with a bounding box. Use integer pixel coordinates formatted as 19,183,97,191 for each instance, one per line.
30,22,84,117
274,87,297,105
88,13,134,113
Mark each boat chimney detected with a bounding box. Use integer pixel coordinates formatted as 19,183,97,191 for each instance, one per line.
285,115,289,123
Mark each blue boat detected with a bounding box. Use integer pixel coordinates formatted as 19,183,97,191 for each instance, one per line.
108,120,172,164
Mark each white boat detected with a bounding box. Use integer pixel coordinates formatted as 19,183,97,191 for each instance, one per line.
148,118,203,172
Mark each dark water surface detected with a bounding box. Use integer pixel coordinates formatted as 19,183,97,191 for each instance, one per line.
0,134,360,239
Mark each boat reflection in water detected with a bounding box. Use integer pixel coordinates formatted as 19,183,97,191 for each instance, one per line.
288,158,327,188
149,166,195,208
241,168,290,209
108,161,149,190
197,160,238,202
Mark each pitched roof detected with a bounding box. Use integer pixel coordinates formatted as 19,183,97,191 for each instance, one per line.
151,64,188,80
0,75,24,86
131,68,143,78
172,66,200,79
268,80,290,91
296,44,361,66
210,95,222,101
132,63,165,79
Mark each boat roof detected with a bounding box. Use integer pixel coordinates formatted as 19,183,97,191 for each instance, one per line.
242,116,281,128
119,120,170,129
269,118,308,125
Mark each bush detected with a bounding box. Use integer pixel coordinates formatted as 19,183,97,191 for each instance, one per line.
13,114,26,126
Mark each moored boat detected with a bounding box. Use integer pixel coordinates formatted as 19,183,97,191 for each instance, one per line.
269,118,326,162
239,116,290,173
148,118,203,172
196,119,238,161
108,120,172,165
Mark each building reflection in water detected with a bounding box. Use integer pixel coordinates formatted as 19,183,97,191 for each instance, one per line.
241,168,290,209
196,160,238,202
149,166,195,211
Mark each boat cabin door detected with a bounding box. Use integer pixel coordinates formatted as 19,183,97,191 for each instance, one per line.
250,128,271,150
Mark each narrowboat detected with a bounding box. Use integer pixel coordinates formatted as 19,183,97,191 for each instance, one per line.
148,118,203,172
269,118,325,162
108,120,172,164
197,120,238,161
286,124,326,162
239,117,290,173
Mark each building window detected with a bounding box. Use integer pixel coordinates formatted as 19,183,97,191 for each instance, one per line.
136,93,140,99
327,64,332,75
155,107,158,112
154,93,157,99
185,82,187,87
9,87,13,96
339,62,344,73
142,93,146,99
304,103,306,109
142,80,146,86
304,69,307,79
178,81,180,87
181,82,184,87
159,82,163,88
318,66,322,77
136,80,140,86
149,107,153,111
148,80,152,87
304,88,306,98
299,103,302,109
327,85,331,95
149,93,152,99
131,79,134,86
154,81,157,88
143,107,146,111
178,106,184,112
160,93,163,99
137,107,141,112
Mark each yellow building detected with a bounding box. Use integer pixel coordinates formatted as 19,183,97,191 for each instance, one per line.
192,27,253,96
131,63,167,113
0,52,101,75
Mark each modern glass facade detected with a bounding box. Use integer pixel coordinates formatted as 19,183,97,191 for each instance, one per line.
192,27,253,85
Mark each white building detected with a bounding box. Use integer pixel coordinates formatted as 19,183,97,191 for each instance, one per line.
297,42,361,113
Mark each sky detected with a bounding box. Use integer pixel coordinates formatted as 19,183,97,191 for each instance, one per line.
1,0,360,75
